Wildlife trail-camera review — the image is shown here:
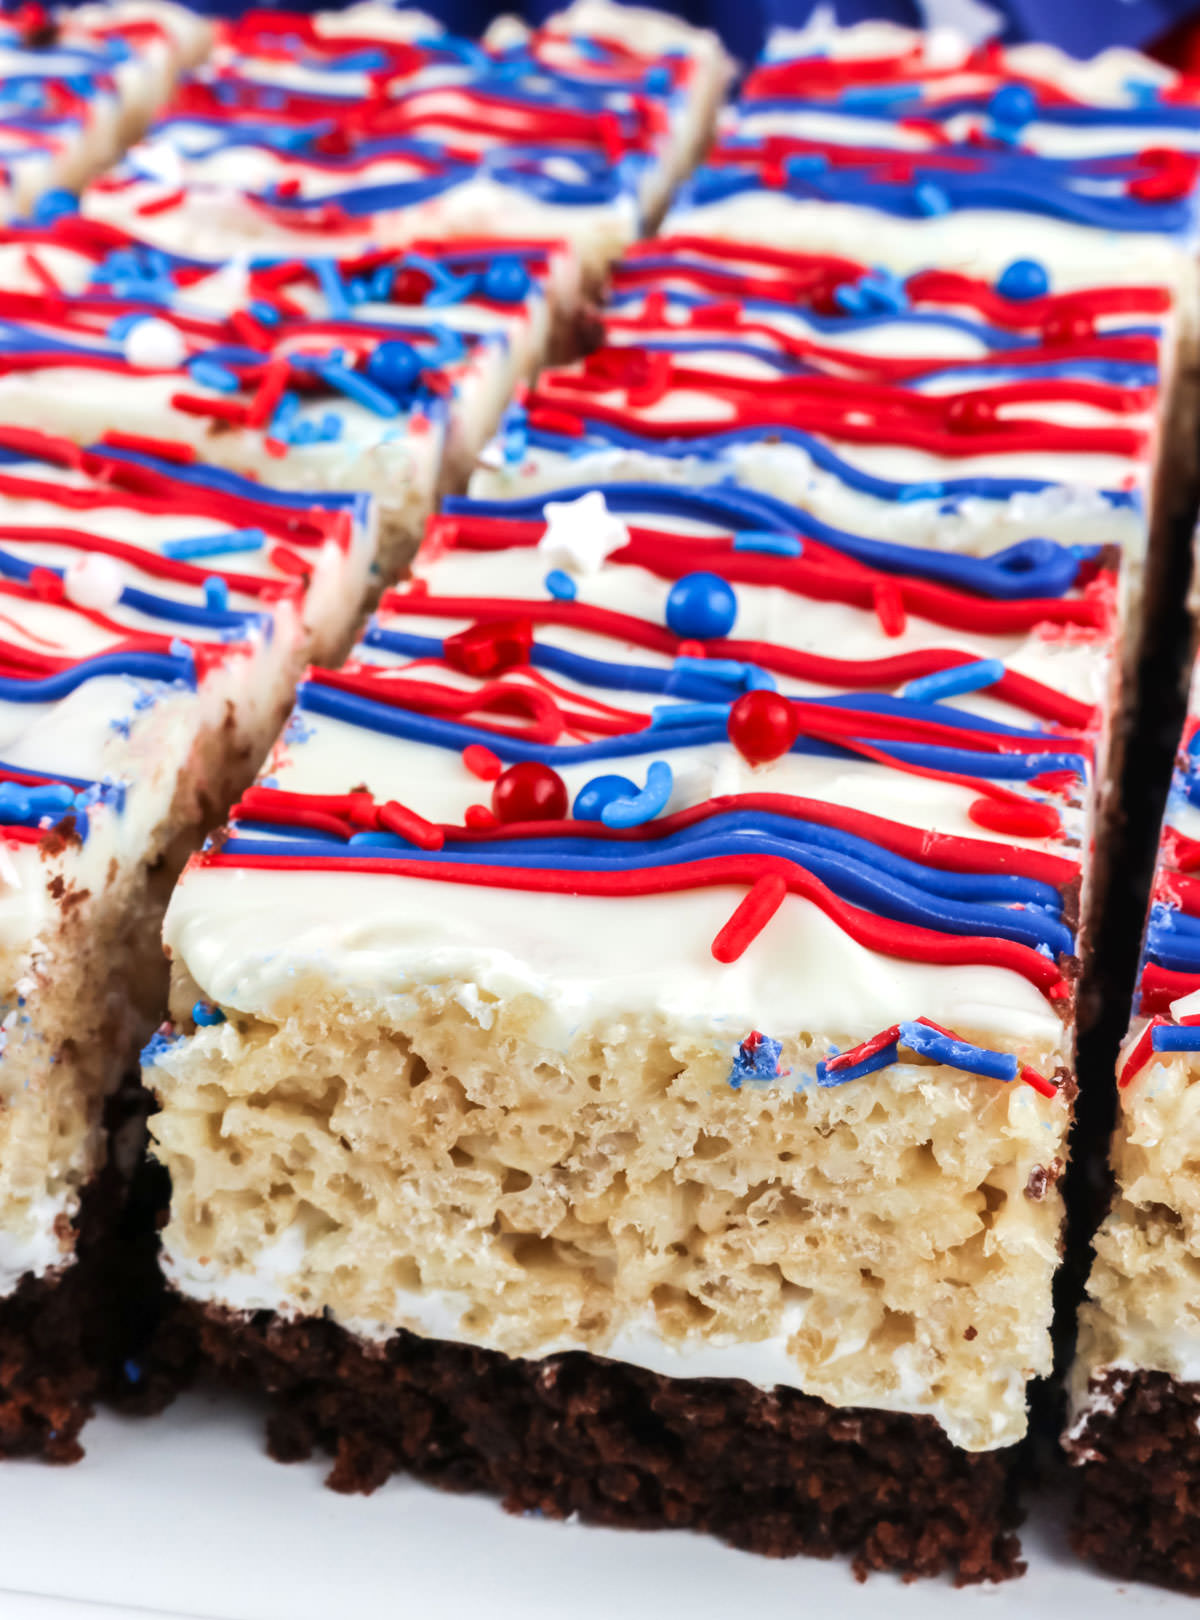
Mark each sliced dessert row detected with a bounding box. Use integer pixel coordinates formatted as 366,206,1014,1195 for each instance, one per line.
137,13,1200,1587
1068,640,1200,1591
80,0,732,286
0,0,210,222
0,0,729,1456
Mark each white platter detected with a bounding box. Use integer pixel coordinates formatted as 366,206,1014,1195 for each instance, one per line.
0,1391,1192,1620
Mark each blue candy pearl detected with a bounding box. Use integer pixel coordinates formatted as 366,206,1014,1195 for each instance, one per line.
365,340,421,396
483,256,532,302
996,258,1049,301
988,83,1036,129
573,774,637,822
665,572,737,639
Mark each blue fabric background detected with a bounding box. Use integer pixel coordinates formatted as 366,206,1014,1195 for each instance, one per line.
173,0,1200,76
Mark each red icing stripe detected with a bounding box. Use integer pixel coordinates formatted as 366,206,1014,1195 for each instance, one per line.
202,845,1070,998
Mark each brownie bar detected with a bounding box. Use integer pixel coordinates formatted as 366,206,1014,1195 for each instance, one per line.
179,1299,1022,1586
1070,1370,1200,1594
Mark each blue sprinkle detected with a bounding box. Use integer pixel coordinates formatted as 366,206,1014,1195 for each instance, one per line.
192,1001,225,1027
188,357,241,394
348,831,409,848
315,360,402,418
732,531,802,557
161,529,265,561
817,1044,899,1087
1125,78,1162,107
650,701,730,728
31,189,78,225
573,773,637,821
665,572,738,639
1152,1025,1200,1053
600,760,674,829
27,784,73,814
898,481,947,503
834,282,868,315
313,258,351,320
742,666,778,692
899,1022,1018,1082
269,391,301,444
996,258,1049,301
141,1029,181,1067
673,655,752,686
247,300,281,327
123,1360,144,1385
728,1031,785,1089
913,182,951,217
544,569,577,601
203,577,230,612
901,658,1006,704
0,782,30,820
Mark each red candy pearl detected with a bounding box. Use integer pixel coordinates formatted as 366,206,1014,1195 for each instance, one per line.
391,266,434,304
946,395,996,433
728,691,799,766
491,762,568,823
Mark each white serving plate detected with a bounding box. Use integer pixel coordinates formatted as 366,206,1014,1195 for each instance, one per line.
0,1391,1190,1620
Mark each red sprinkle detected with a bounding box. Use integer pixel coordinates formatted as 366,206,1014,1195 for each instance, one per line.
872,581,906,638
464,803,499,830
377,800,444,851
968,795,1061,839
823,1024,902,1072
462,744,503,782
711,872,788,963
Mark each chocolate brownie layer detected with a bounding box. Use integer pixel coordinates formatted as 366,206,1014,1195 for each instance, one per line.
175,1301,1022,1584
1071,1370,1200,1593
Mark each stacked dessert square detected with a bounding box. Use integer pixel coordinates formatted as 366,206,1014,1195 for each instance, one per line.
139,15,1200,1587
0,1,729,1457
1067,650,1200,1589
0,0,210,221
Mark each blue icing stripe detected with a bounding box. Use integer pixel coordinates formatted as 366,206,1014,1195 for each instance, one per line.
444,482,1103,600
297,680,1081,783
0,650,196,701
218,815,1072,954
678,149,1200,238
630,336,1159,389
746,91,1200,135
512,416,1143,530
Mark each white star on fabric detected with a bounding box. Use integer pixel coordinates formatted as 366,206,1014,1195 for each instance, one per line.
537,491,630,577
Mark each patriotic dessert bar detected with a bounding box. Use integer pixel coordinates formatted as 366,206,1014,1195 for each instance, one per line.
0,218,579,430
81,2,730,286
471,247,1165,664
0,424,373,1461
0,265,513,572
739,19,1200,163
1067,652,1200,1592
666,32,1200,326
146,479,1117,1580
0,0,210,223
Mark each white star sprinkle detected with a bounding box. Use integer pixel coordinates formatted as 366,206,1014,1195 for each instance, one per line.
537,491,630,577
